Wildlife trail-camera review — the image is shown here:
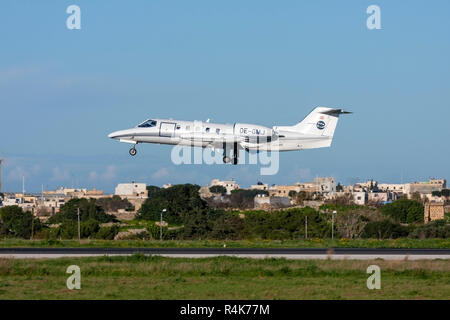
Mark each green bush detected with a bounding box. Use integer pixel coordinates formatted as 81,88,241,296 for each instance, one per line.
242,207,329,240
49,219,100,239
48,198,117,224
408,220,450,239
380,198,424,223
137,184,207,224
96,225,120,240
209,185,227,194
361,220,409,239
96,196,133,212
0,206,42,238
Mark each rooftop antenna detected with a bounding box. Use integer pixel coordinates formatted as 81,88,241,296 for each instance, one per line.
22,175,25,203
0,158,3,193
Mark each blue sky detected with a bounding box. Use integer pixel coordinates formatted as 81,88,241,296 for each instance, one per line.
0,0,449,193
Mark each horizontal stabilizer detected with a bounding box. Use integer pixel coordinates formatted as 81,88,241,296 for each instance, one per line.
320,109,352,116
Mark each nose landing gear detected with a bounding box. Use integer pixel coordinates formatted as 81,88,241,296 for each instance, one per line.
129,147,137,156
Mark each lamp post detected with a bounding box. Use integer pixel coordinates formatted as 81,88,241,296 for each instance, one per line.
305,215,308,239
332,210,337,240
160,208,167,241
77,207,81,242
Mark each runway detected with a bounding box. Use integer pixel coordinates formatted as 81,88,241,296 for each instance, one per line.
1,247,449,260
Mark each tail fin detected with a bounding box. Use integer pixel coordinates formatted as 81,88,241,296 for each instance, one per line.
293,106,350,137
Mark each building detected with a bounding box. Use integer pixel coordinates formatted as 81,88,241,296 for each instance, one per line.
114,183,148,198
424,202,445,223
210,179,240,195
250,183,268,191
314,177,336,194
368,192,388,203
268,184,300,197
254,194,291,209
297,182,317,193
377,183,405,193
404,179,446,197
43,187,105,199
268,177,336,198
296,177,336,195
353,191,367,205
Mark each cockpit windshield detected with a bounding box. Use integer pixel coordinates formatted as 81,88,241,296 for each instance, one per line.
138,119,157,128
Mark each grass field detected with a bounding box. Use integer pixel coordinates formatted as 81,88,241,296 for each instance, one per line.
1,238,449,249
0,255,449,299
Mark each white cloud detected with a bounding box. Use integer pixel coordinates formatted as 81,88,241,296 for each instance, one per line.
0,66,41,85
50,167,70,182
88,171,99,181
292,166,312,181
151,168,169,180
7,166,28,181
31,164,41,175
101,165,118,181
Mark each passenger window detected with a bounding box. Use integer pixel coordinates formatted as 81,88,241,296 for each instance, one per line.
205,127,210,133
216,128,220,134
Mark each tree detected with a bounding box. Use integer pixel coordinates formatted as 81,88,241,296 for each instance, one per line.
146,185,161,196
0,206,42,238
181,207,215,239
242,207,329,240
48,198,117,224
326,193,353,206
96,225,120,240
432,189,450,197
408,220,450,239
411,192,422,202
361,220,409,239
96,196,133,212
336,183,343,192
210,211,244,240
59,220,99,239
295,191,309,205
335,209,370,239
380,198,424,224
137,184,207,224
288,190,297,198
209,185,227,194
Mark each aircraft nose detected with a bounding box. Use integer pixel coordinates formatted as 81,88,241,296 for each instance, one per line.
108,131,120,139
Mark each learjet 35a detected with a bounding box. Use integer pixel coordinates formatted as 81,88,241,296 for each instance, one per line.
108,106,351,165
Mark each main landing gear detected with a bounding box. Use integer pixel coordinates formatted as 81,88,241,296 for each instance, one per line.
129,146,137,156
222,142,239,165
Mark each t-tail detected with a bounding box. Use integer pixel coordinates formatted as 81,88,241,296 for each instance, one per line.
292,106,351,147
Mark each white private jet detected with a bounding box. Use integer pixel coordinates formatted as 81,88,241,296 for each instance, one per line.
108,106,350,164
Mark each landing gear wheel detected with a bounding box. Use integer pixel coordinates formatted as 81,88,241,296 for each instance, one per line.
129,147,137,156
223,156,231,163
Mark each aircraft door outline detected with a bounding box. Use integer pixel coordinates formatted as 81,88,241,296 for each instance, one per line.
159,122,176,137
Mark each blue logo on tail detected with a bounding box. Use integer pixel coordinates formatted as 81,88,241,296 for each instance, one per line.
316,121,326,130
